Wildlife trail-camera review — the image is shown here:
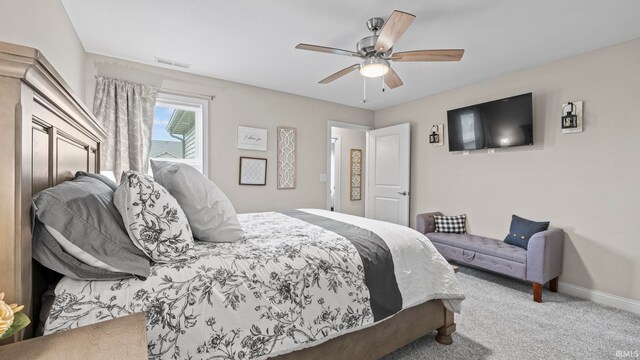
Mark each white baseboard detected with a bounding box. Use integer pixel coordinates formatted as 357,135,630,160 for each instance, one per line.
558,281,640,315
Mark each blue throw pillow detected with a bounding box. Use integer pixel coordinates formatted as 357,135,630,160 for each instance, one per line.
504,215,550,250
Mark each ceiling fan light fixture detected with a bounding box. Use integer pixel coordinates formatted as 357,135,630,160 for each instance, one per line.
359,58,389,78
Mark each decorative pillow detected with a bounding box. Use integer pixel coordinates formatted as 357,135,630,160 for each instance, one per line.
434,214,467,234
31,172,151,280
504,215,550,250
114,171,194,262
151,160,245,243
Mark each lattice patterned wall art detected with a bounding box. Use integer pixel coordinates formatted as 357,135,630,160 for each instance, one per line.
239,157,267,185
277,127,297,189
350,149,362,201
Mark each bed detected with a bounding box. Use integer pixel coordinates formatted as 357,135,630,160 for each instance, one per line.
0,41,463,359
43,209,463,358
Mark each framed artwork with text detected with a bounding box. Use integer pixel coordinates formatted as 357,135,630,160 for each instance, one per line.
237,126,267,151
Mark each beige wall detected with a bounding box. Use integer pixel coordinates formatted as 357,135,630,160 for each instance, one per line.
332,127,366,216
0,0,86,95
374,38,640,301
84,54,374,213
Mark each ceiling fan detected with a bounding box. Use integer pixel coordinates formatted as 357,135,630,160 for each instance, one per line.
295,10,464,90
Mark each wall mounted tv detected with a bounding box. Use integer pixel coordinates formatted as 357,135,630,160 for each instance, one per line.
447,93,533,151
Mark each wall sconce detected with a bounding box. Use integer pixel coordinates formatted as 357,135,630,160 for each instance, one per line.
429,124,444,146
429,125,440,143
561,101,583,134
562,103,578,129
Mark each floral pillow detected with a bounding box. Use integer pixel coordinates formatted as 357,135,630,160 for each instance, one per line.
114,171,194,262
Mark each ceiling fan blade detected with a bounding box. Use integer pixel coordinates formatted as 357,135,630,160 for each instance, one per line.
384,68,403,89
319,64,360,84
391,49,465,62
374,10,416,53
296,43,360,57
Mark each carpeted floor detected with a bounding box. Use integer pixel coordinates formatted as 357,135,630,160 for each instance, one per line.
383,266,640,360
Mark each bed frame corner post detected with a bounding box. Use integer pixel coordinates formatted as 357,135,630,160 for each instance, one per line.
435,305,456,345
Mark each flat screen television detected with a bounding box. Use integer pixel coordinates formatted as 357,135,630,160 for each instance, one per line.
447,93,533,151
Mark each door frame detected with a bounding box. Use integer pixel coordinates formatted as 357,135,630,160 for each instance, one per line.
326,120,373,211
331,136,341,212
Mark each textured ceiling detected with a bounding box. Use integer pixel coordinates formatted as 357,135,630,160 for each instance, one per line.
62,0,640,110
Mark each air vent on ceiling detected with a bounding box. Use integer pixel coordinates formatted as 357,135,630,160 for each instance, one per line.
155,57,191,69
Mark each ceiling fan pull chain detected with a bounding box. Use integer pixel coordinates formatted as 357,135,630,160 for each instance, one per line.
362,77,367,103
382,75,385,92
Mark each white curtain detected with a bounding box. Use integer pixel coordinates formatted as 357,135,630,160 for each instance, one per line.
93,77,158,180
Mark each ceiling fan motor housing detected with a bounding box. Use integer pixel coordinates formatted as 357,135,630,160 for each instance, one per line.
357,36,393,57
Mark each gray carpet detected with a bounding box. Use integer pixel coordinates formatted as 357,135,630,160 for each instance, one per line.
383,266,640,360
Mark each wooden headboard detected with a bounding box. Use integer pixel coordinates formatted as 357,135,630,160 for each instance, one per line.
0,41,106,341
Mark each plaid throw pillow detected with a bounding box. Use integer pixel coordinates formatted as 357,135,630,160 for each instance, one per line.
434,214,467,234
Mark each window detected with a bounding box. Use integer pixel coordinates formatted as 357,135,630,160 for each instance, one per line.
150,93,208,174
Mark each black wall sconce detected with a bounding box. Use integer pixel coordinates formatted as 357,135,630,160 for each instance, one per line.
561,101,583,134
429,125,440,144
429,124,444,146
562,102,578,129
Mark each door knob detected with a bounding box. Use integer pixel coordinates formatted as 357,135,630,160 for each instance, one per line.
398,191,409,196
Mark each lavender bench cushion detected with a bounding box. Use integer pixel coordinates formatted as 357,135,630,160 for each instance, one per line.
427,233,527,264
432,242,527,280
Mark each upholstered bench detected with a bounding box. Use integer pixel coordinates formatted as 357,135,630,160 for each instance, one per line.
417,212,564,302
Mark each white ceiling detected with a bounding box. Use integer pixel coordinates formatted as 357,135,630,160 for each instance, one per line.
62,0,640,110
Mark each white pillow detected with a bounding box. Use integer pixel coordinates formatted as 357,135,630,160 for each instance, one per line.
151,160,244,243
114,171,194,262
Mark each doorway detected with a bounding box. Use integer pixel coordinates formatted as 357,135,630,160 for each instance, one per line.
327,121,371,216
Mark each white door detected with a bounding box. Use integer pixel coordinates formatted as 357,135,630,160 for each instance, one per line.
365,123,411,226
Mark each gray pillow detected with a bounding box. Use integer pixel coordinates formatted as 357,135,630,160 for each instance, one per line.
75,171,118,191
114,171,194,262
151,160,244,243
32,173,151,280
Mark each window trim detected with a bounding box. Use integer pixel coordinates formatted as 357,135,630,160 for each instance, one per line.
152,92,209,176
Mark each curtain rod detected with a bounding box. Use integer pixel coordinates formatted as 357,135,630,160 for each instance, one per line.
93,75,216,100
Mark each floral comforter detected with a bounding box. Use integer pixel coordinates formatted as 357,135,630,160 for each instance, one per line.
44,209,464,359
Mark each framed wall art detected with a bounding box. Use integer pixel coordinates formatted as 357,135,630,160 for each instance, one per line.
237,126,267,151
277,126,296,189
239,157,267,185
350,149,362,200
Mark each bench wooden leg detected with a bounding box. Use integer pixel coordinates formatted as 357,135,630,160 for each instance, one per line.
533,282,542,303
549,277,559,293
